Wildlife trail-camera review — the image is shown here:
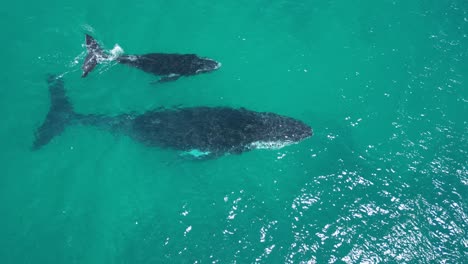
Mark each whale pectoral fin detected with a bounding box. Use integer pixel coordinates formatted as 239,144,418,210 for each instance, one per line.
158,74,181,83
179,149,222,161
149,75,181,85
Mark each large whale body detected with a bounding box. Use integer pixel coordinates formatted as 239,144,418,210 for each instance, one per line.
81,35,221,82
33,76,312,158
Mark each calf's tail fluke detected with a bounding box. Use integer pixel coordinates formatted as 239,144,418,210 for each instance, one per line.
81,34,106,77
33,75,76,150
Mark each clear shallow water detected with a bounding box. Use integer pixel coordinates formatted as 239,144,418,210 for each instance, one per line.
1,0,467,263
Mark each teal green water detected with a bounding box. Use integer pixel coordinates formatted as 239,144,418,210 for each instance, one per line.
1,0,467,263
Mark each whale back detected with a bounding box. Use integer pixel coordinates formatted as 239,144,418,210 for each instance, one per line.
130,107,312,155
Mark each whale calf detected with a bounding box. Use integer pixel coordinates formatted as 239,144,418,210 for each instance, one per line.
33,76,312,159
81,34,221,82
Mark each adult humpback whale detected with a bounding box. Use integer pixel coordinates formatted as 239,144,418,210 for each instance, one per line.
33,75,312,158
81,35,221,82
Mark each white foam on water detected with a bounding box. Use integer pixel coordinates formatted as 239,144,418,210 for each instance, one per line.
95,44,124,75
108,44,124,60
81,24,96,34
69,51,86,67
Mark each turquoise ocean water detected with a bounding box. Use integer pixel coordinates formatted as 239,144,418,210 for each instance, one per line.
1,0,467,263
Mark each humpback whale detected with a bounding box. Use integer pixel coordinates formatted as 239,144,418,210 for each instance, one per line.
33,75,312,158
81,35,221,82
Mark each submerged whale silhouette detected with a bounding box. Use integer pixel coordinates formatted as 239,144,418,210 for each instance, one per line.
33,75,312,158
82,35,221,82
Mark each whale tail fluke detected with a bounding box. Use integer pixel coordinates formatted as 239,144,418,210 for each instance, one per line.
81,34,107,77
33,75,77,150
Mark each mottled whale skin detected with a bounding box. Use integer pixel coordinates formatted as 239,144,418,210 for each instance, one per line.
81,34,221,82
33,76,312,159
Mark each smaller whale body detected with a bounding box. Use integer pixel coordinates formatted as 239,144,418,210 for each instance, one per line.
33,75,312,159
81,34,221,82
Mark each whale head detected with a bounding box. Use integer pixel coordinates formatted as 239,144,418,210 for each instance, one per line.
195,58,222,74
250,112,312,149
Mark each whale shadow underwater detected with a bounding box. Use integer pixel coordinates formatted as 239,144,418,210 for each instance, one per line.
33,75,312,159
81,34,221,83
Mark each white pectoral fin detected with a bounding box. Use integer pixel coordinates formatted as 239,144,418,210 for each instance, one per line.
181,149,212,158
159,74,181,83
